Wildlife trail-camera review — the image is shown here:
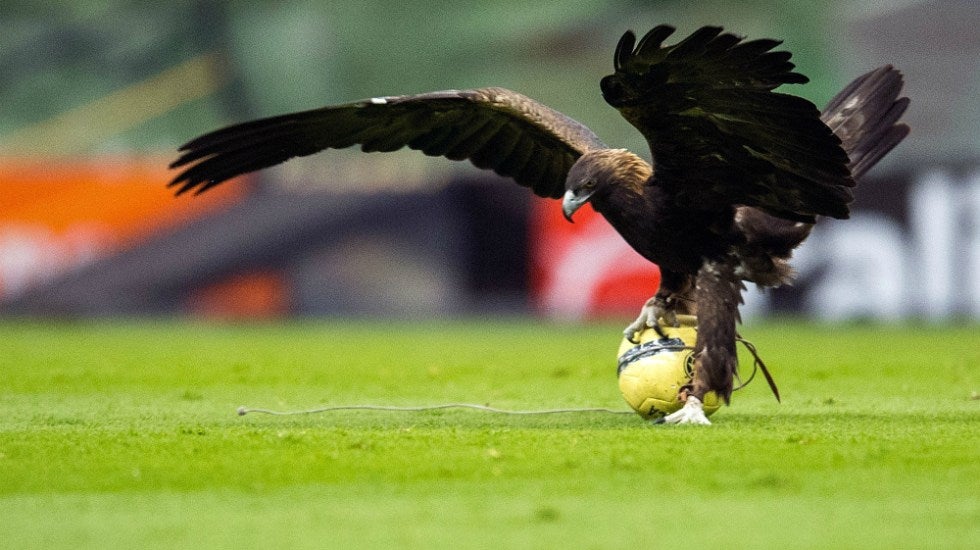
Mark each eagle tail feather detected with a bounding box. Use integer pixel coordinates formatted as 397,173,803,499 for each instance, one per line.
821,66,910,181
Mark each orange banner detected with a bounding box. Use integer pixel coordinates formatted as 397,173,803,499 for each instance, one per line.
0,156,246,298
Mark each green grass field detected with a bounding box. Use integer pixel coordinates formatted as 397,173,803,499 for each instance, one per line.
1,319,977,549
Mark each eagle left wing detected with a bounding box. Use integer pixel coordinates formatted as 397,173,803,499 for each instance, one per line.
169,88,606,199
601,25,853,222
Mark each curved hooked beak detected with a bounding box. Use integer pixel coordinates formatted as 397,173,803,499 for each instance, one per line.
562,189,593,223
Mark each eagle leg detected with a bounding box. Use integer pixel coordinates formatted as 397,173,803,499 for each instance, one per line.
623,272,696,343
664,258,741,425
691,258,741,395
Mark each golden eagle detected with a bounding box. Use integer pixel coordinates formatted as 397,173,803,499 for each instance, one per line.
170,25,909,424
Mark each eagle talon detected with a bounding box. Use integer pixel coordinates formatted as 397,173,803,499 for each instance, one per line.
624,290,689,341
624,295,668,342
661,395,711,425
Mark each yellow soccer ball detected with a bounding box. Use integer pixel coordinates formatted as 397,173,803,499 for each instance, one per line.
617,315,721,420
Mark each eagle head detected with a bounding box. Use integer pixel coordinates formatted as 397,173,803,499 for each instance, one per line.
562,148,652,222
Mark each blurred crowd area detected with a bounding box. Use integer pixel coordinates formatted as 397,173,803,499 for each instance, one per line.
1,0,978,321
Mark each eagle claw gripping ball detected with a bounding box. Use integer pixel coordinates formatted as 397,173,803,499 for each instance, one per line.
617,315,721,420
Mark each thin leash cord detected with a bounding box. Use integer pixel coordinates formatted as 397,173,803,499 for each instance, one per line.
736,334,780,401
733,337,758,391
627,336,764,392
237,336,776,417
238,404,635,417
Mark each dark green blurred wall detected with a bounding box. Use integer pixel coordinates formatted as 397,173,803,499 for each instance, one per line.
1,0,843,156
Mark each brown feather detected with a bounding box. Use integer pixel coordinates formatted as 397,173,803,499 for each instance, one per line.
689,258,741,403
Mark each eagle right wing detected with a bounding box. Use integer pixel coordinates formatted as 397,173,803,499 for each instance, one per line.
170,87,606,199
601,25,855,222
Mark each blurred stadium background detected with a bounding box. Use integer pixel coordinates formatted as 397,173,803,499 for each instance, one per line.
1,0,977,322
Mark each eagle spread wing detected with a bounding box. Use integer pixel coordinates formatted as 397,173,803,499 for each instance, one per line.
601,25,854,222
169,87,606,199
168,25,910,420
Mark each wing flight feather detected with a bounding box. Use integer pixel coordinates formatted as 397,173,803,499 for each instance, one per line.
601,25,854,221
170,87,606,199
